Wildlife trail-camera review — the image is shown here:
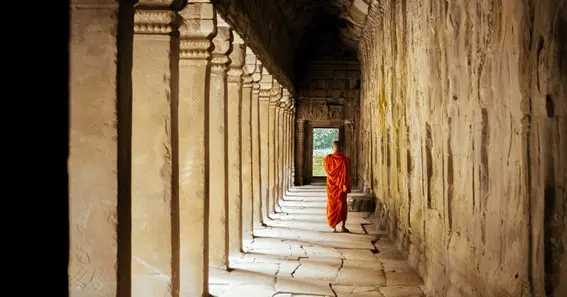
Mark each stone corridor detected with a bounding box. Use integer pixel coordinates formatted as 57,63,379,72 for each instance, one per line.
209,185,424,297
70,0,566,297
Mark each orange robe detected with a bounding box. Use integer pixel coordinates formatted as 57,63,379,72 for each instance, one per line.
323,152,351,228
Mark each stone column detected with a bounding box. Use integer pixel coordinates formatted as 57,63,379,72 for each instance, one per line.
279,89,290,199
69,1,129,296
251,61,264,226
241,48,256,236
268,82,282,214
227,31,245,257
177,2,215,295
282,105,289,194
131,4,177,297
296,119,305,186
208,17,231,270
289,104,296,190
259,70,273,221
273,102,281,211
276,103,285,204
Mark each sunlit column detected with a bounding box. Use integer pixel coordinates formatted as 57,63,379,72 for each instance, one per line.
208,14,231,269
296,119,305,186
177,1,215,294
226,30,245,258
290,103,296,189
268,82,282,214
131,2,181,296
251,60,264,226
69,1,129,296
258,69,273,221
288,103,296,190
278,89,290,200
241,47,256,239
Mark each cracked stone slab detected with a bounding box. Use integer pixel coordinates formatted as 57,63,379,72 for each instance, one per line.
277,259,302,276
339,249,377,260
275,275,335,296
343,259,383,270
333,284,386,297
230,262,280,276
293,258,342,280
379,259,415,272
334,267,387,286
375,249,407,261
304,245,344,258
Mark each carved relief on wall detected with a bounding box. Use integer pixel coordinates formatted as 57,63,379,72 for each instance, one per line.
296,99,350,121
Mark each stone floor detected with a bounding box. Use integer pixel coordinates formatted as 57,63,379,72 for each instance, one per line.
210,185,424,297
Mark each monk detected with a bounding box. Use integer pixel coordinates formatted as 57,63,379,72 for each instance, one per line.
323,140,352,233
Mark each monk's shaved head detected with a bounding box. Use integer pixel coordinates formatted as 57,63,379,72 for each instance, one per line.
332,140,342,152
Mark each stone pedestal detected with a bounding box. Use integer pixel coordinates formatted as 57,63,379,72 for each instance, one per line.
177,2,215,295
251,61,264,226
69,1,127,296
208,24,231,270
131,6,177,297
227,32,245,257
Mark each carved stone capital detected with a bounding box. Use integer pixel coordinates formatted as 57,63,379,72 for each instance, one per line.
270,82,282,96
134,9,175,34
227,69,244,82
259,90,272,101
244,47,257,77
242,74,253,87
286,102,295,113
269,82,282,104
178,2,215,60
210,26,231,72
228,32,245,69
252,83,261,95
259,65,273,91
227,32,245,82
279,88,290,106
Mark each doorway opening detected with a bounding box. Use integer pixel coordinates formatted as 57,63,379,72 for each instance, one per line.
312,127,340,177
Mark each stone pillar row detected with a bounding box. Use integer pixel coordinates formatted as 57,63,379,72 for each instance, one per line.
69,1,296,297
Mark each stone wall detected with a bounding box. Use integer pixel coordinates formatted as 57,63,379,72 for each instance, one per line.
295,58,361,185
357,0,567,296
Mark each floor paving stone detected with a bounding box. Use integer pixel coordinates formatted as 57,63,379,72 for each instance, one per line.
208,185,424,297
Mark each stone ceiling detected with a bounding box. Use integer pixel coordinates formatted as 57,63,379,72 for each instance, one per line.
214,0,370,91
278,0,370,53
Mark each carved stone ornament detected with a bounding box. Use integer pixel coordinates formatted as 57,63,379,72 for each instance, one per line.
134,9,175,34
178,2,215,59
296,100,345,121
